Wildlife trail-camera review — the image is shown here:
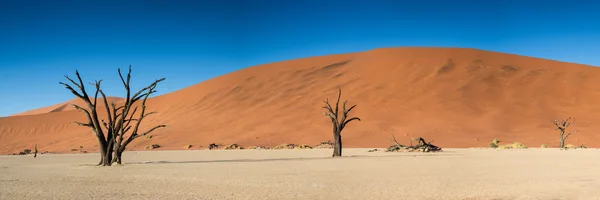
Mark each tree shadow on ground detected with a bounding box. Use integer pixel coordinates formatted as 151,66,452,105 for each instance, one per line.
124,151,460,165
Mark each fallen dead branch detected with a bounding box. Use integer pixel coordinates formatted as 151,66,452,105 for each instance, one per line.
386,135,442,152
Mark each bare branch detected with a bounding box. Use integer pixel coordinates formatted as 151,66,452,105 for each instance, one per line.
322,101,335,117
390,134,403,147
117,66,131,88
59,82,84,99
131,78,165,103
123,126,132,135
122,106,138,134
133,125,167,139
64,73,85,92
101,120,110,131
143,111,158,118
345,104,357,115
342,117,361,129
334,88,341,119
564,130,578,141
122,124,167,149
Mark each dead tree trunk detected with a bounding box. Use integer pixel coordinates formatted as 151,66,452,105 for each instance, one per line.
60,66,166,166
332,133,342,157
553,117,578,148
33,144,38,158
322,88,360,157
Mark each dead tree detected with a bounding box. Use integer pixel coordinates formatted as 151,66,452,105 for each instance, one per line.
34,144,38,158
553,117,578,148
322,88,361,157
60,66,166,166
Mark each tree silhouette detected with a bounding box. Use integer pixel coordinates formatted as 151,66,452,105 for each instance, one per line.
322,88,361,157
60,66,166,166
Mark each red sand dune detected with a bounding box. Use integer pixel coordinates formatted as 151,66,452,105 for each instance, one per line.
2,47,600,154
11,97,124,117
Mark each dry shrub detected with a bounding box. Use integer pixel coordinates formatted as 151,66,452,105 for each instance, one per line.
145,144,161,150
247,146,270,150
295,144,313,149
224,144,243,150
489,139,500,148
273,143,298,149
208,143,221,150
497,142,528,149
563,144,587,149
315,141,334,149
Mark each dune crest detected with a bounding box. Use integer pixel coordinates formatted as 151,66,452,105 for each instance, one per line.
2,47,600,154
11,97,124,117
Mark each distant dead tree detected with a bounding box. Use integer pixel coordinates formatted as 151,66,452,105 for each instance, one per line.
553,117,578,148
322,88,361,157
34,144,38,158
60,66,166,166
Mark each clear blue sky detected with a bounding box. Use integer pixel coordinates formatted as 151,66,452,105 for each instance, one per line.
1,0,599,116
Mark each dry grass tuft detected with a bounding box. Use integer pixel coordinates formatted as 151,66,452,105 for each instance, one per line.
224,144,243,150
145,144,161,150
497,142,528,149
315,141,334,149
273,143,298,149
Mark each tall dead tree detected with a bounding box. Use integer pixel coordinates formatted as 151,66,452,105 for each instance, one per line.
553,117,578,148
60,66,166,166
322,88,361,157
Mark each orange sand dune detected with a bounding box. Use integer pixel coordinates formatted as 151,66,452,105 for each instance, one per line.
2,47,600,154
11,97,124,117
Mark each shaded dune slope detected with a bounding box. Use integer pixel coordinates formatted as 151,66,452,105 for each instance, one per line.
2,47,600,154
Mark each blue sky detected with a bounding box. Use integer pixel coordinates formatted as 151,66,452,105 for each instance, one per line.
1,0,599,116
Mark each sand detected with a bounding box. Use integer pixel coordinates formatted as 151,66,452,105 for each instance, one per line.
1,148,600,200
3,47,600,154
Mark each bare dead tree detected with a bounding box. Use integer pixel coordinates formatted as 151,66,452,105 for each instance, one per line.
60,66,166,166
553,117,578,148
34,144,38,158
322,88,361,157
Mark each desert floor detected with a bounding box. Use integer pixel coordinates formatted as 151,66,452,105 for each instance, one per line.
1,148,600,200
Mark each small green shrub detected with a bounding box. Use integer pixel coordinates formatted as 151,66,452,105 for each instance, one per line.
489,139,500,148
541,144,548,148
